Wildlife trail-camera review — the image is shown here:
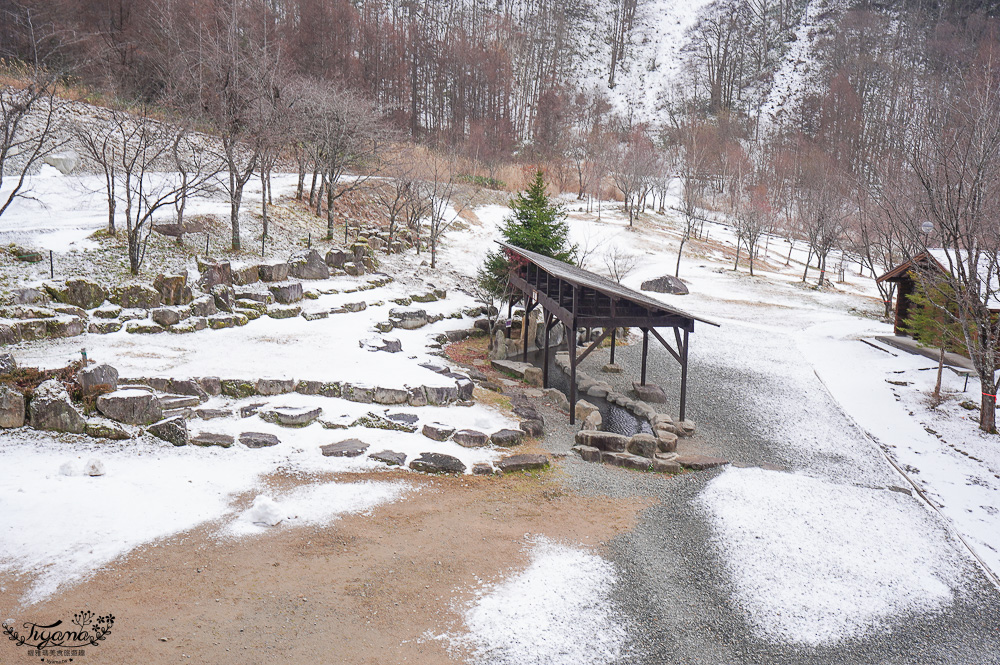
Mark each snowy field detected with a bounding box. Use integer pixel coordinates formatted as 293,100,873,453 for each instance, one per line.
2,165,999,656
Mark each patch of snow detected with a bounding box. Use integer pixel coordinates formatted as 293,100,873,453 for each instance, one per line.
444,537,628,665
698,467,970,646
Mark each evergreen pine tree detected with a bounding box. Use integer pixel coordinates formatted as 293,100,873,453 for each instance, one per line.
478,170,576,294
903,274,971,398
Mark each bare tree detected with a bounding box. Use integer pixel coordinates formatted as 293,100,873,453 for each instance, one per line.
603,245,638,283
419,153,478,269
733,182,772,276
74,111,119,234
610,129,656,226
0,72,65,220
372,151,418,245
188,0,285,251
297,80,384,242
87,105,218,274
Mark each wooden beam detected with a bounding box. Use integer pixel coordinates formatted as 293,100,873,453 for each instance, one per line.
649,327,681,364
641,328,649,385
576,315,694,329
576,326,613,365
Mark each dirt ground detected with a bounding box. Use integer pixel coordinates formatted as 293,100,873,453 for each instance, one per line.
4,468,647,665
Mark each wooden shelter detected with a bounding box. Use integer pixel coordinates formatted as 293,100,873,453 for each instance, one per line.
877,250,1000,335
501,242,719,424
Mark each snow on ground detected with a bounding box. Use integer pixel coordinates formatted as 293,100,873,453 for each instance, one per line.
0,430,405,607
0,164,300,252
801,318,1000,578
698,467,969,646
440,537,628,665
224,481,410,537
13,274,477,388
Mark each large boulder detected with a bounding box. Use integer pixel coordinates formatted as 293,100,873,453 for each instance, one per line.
79,363,119,396
325,249,349,268
490,429,524,447
96,387,163,425
269,282,303,304
148,416,189,446
288,249,330,280
29,379,86,433
640,275,689,296
388,307,428,330
47,278,107,310
210,284,237,313
190,295,217,317
258,262,289,282
154,274,193,306
113,284,161,309
0,383,25,428
197,259,232,289
43,151,79,174
240,432,280,449
231,264,260,286
453,429,489,448
626,433,659,459
421,422,455,441
574,430,628,452
46,316,85,338
0,353,15,376
13,287,47,305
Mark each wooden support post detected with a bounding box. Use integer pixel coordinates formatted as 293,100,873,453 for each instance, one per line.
610,327,616,365
641,328,649,385
569,286,578,424
679,328,689,422
569,327,577,425
522,297,533,362
543,312,552,388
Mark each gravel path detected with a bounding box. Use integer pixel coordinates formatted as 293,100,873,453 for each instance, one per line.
536,308,1000,664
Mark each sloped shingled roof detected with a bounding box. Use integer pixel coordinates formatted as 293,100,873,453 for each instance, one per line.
500,242,719,327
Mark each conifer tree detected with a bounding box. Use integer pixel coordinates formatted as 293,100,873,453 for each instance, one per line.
904,274,970,399
478,170,576,294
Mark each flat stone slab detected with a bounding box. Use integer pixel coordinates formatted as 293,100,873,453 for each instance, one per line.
159,394,202,410
409,452,466,474
260,406,322,427
240,432,280,449
632,382,668,404
321,439,370,457
190,432,234,448
369,450,406,466
519,419,543,437
196,408,232,420
497,454,550,474
603,452,653,471
422,422,455,441
453,429,489,448
472,463,495,475
675,454,729,470
490,359,531,378
386,412,419,426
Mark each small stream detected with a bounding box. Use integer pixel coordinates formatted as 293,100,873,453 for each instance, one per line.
522,348,653,437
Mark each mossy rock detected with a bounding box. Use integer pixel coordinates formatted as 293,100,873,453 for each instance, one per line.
221,380,256,399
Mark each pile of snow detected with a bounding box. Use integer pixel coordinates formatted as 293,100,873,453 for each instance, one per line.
445,537,628,665
698,467,968,646
246,495,285,527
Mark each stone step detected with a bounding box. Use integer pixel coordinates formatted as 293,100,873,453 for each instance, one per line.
159,394,202,409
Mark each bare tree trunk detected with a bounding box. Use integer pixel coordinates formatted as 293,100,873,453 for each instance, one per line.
675,238,686,278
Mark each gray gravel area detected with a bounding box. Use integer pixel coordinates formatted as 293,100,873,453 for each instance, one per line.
533,313,1000,664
